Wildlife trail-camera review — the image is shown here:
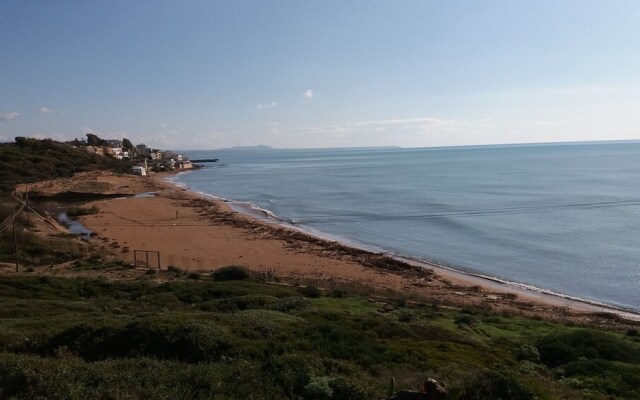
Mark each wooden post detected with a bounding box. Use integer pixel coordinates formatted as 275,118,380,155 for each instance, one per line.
12,209,18,272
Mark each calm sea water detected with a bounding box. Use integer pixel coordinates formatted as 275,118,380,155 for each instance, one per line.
175,142,640,311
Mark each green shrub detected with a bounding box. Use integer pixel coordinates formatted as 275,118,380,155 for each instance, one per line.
329,376,371,400
211,265,251,281
537,329,640,368
331,289,347,298
201,294,276,312
167,265,183,274
562,359,640,397
397,310,414,323
463,369,536,400
187,272,201,280
267,297,310,313
304,375,333,400
300,285,322,298
536,340,575,368
516,344,540,363
303,322,384,365
455,313,475,327
41,318,231,362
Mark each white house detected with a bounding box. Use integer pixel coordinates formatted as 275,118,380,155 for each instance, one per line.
131,166,147,176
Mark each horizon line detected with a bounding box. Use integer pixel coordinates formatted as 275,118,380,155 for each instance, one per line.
174,138,640,152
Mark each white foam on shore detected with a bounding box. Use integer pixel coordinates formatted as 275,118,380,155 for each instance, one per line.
166,175,640,321
394,254,640,319
163,171,192,189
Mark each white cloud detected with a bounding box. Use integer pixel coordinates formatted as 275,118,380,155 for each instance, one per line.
256,101,278,110
159,123,168,128
304,89,313,98
0,112,19,122
532,121,578,127
39,107,55,114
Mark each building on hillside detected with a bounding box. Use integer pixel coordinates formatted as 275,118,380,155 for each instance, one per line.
85,145,97,154
177,160,193,169
104,139,123,148
130,166,147,176
104,146,123,159
86,145,105,156
149,149,163,160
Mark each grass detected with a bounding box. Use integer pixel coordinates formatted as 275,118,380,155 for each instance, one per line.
0,274,637,399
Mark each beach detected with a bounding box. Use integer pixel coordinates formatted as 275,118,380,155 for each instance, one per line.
20,170,640,324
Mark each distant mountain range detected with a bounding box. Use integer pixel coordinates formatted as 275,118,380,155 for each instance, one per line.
211,145,404,151
218,145,273,151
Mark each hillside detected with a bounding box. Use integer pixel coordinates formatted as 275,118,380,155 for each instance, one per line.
0,138,131,193
0,137,132,268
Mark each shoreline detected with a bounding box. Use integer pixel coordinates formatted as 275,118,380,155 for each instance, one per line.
20,170,640,323
164,171,640,321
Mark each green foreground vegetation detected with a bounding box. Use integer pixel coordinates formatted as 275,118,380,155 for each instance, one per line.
0,268,639,399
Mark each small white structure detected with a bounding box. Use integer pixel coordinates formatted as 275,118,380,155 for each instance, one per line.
131,166,147,176
177,160,193,169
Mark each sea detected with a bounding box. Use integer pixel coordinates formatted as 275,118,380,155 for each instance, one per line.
173,141,640,312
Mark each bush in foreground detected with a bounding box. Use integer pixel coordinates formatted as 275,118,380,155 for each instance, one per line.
211,265,251,281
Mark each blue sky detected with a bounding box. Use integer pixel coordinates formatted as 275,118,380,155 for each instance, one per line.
1,1,639,149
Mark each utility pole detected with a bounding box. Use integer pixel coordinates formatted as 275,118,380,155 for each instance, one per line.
25,184,30,226
11,209,18,272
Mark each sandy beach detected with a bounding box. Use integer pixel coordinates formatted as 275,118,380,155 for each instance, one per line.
19,170,640,324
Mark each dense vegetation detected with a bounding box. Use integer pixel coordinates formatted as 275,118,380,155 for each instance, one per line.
0,270,638,399
0,137,131,193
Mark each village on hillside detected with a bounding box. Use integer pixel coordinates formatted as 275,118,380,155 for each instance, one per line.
73,133,192,175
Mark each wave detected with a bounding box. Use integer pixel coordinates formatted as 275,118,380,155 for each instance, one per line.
289,197,640,225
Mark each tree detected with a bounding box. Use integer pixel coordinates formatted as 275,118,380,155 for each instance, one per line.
122,138,134,151
86,133,103,146
14,137,28,147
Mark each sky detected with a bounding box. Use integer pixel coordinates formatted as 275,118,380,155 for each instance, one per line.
1,1,640,150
